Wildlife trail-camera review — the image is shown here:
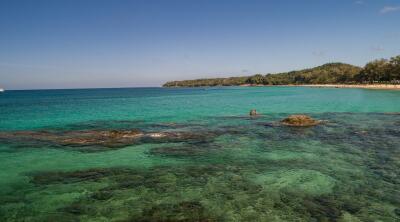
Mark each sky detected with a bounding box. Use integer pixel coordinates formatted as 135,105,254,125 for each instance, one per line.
1,0,400,90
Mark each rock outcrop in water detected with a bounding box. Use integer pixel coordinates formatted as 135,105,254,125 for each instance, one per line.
281,115,321,127
0,130,145,148
60,130,145,148
249,109,258,116
0,128,221,152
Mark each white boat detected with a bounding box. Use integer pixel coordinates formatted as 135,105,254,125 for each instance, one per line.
0,88,4,92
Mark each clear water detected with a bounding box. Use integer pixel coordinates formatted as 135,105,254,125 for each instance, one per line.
0,87,399,221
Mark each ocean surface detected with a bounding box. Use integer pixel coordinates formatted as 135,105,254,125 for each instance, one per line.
0,86,399,221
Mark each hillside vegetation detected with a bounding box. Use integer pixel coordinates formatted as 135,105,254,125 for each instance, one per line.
163,55,400,87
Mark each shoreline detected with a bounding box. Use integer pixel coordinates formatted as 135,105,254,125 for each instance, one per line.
292,84,400,90
239,84,400,90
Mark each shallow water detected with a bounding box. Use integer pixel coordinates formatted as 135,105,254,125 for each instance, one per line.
0,87,399,221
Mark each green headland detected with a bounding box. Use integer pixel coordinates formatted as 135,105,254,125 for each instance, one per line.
163,55,400,87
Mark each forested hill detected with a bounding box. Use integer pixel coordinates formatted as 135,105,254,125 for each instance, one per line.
163,55,400,87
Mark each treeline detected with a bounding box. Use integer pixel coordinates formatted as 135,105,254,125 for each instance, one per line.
356,56,400,83
163,55,400,87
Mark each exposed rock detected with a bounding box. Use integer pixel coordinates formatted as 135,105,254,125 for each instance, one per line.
281,115,321,127
0,128,221,152
144,131,218,144
107,130,143,138
384,112,400,115
147,132,168,138
59,130,144,147
249,109,258,116
0,129,144,149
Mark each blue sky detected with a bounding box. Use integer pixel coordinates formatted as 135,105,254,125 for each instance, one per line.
1,0,400,89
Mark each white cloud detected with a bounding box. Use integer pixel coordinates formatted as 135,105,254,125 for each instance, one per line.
380,6,400,14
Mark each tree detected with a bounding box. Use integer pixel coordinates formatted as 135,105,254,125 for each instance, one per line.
247,74,264,84
389,56,400,81
358,59,389,83
163,55,400,87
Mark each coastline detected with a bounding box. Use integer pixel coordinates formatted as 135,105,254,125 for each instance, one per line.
239,84,400,90
292,84,400,90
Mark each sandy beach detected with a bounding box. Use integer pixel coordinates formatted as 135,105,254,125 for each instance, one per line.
239,84,400,90
299,84,400,90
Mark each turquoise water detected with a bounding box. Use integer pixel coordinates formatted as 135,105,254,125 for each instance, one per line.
0,87,399,221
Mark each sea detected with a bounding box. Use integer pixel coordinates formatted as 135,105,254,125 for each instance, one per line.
0,86,399,221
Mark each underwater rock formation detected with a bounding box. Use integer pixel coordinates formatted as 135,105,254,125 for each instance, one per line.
1,114,399,221
30,168,127,185
0,129,144,148
149,143,221,158
150,146,205,157
60,130,144,146
0,127,223,152
281,115,321,127
22,163,384,222
137,201,213,221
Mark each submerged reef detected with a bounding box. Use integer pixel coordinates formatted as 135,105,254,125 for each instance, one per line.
149,144,220,158
0,113,399,221
2,160,396,221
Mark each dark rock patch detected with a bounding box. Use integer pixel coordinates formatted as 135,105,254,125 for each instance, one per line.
136,201,215,222
281,115,322,127
30,168,136,185
0,128,224,152
150,146,204,157
250,109,258,116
